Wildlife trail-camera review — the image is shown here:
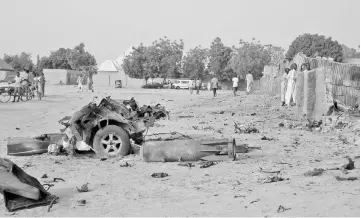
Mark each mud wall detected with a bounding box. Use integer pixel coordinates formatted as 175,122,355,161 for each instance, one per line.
259,53,360,108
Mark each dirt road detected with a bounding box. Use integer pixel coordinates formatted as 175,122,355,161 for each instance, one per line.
0,85,359,217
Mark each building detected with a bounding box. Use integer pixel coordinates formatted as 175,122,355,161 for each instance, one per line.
94,60,125,86
43,69,84,85
0,58,16,80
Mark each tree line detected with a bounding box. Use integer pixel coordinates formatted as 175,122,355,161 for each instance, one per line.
122,37,285,83
122,33,351,83
3,43,97,76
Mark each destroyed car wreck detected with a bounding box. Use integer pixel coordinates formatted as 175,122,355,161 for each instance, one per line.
7,97,169,157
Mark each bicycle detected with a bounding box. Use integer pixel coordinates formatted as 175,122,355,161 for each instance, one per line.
0,86,13,103
29,82,41,100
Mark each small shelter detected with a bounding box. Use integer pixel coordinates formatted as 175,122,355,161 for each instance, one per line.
95,60,125,86
0,58,16,80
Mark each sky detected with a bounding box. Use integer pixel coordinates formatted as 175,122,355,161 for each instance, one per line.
0,0,359,64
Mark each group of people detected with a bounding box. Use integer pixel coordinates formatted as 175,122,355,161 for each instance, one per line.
281,62,310,106
188,71,254,98
12,70,45,102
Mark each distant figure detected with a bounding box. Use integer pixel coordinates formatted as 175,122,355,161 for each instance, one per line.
232,75,239,96
77,75,83,92
39,73,45,97
195,77,201,95
285,63,298,106
245,71,254,93
22,70,30,100
281,68,290,106
87,75,94,92
189,80,194,94
12,72,22,102
210,76,219,97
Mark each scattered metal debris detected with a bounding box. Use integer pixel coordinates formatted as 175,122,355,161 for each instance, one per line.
42,184,54,191
259,168,281,174
178,162,195,168
249,198,260,204
262,175,288,183
342,158,355,170
76,183,89,192
119,162,132,167
335,176,358,181
261,136,274,141
277,205,291,213
53,178,65,182
200,161,216,168
234,122,259,134
47,196,59,212
151,173,169,178
41,174,48,179
304,168,325,177
77,199,86,206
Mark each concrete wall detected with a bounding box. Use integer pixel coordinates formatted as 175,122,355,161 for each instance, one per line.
43,69,82,85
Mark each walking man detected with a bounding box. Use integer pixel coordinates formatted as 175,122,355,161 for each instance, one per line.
232,74,239,96
12,72,22,102
245,71,254,93
77,75,83,92
210,76,219,97
195,77,201,95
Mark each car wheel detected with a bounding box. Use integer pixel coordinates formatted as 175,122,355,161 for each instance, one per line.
176,86,180,89
93,125,130,157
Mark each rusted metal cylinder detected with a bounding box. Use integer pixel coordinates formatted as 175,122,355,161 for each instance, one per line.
142,138,236,162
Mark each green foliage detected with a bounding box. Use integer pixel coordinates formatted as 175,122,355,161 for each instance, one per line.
182,46,208,79
229,39,273,79
286,33,343,62
122,37,184,82
36,43,97,75
3,52,35,72
342,44,360,59
207,37,233,80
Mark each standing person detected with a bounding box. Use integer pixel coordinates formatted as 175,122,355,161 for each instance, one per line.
87,75,94,92
39,73,45,97
189,79,194,94
12,72,22,102
77,75,83,92
245,71,254,93
21,70,30,100
281,68,290,106
210,76,219,97
195,77,201,95
285,63,297,106
232,75,239,96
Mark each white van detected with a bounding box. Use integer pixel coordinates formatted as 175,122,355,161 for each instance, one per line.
173,79,193,89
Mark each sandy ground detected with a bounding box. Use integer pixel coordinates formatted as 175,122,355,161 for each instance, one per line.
0,85,360,217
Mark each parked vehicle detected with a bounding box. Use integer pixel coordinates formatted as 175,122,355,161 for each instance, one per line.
173,79,193,89
141,83,164,89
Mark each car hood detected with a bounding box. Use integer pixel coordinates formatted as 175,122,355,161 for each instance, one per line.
0,83,14,88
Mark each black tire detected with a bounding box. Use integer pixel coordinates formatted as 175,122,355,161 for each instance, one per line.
0,90,11,103
175,86,180,89
93,125,130,157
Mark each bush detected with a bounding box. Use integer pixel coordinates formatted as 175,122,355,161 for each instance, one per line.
141,83,164,89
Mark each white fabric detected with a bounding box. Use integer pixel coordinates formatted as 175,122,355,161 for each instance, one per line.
14,76,22,87
285,69,297,105
281,73,288,102
246,73,253,82
232,77,239,87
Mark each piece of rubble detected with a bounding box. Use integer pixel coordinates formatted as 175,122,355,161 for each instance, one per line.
342,158,355,170
0,158,57,212
335,176,358,181
151,173,169,178
304,168,325,177
76,183,89,193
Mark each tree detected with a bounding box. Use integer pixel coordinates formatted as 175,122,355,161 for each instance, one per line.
207,37,233,80
342,44,360,59
38,56,53,73
66,43,97,70
229,39,272,79
182,46,208,79
286,33,343,62
49,48,72,69
3,52,35,71
122,44,148,82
